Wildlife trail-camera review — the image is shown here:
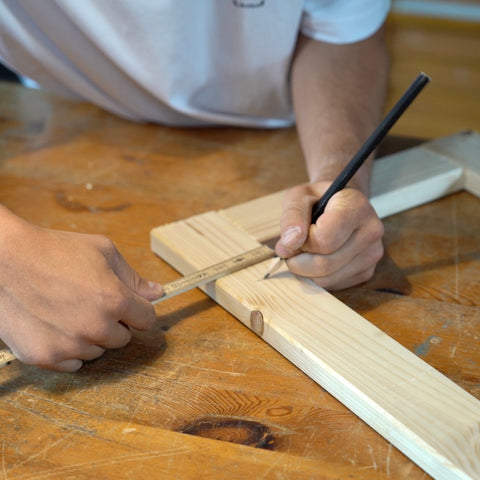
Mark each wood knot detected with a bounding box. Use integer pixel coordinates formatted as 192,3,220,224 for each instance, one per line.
250,310,264,336
178,415,275,450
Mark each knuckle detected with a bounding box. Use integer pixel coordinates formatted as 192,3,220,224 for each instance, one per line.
282,184,318,218
371,220,385,239
368,242,385,265
19,346,60,369
93,233,113,249
361,224,384,259
357,267,376,284
352,192,373,211
88,321,112,344
283,184,307,203
93,234,119,258
100,285,129,315
315,228,341,254
141,307,157,330
311,254,336,277
358,243,383,269
316,238,337,256
374,243,385,263
118,327,132,347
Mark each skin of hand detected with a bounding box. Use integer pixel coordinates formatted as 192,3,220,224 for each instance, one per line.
277,26,389,290
276,182,384,290
0,205,164,372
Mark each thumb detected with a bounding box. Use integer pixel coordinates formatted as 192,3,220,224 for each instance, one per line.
276,225,306,258
129,270,164,301
276,189,312,258
111,251,164,302
135,276,165,302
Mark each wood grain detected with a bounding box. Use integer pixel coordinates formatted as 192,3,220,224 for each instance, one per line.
150,133,480,479
0,41,479,478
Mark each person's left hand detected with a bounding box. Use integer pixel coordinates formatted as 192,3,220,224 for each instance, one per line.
275,181,384,290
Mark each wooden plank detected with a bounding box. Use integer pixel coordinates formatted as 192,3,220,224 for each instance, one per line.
150,132,480,479
368,145,463,218
151,212,480,480
221,133,468,241
424,131,480,197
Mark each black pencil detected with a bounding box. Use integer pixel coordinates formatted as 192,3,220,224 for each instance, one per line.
264,72,431,279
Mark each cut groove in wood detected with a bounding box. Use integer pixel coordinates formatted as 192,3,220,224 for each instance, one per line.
151,131,480,480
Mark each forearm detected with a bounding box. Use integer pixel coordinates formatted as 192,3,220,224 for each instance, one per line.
291,27,389,195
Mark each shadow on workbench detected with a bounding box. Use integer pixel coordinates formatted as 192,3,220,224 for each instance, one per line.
0,323,168,396
155,297,215,332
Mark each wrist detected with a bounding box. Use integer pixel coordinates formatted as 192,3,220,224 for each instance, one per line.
307,157,372,196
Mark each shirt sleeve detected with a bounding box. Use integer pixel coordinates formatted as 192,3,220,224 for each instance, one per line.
300,0,391,44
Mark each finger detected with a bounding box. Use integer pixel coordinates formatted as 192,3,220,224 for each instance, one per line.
54,359,84,373
288,236,383,278
276,187,316,257
81,344,106,361
53,344,103,372
99,237,164,302
46,341,107,370
44,344,106,372
118,264,164,302
312,265,378,291
288,241,383,290
11,336,106,371
286,250,350,280
304,190,372,254
113,286,158,331
288,226,362,278
90,318,133,349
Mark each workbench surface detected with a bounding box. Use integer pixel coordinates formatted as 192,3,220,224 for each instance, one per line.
0,82,479,479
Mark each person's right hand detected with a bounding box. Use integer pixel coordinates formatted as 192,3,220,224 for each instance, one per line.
275,181,384,290
0,206,164,372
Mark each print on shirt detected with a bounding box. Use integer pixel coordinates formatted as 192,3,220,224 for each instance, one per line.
233,0,265,8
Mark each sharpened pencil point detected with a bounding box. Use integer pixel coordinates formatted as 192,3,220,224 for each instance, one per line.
263,256,284,280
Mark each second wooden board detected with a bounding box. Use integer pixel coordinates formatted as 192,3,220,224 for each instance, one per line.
151,132,480,480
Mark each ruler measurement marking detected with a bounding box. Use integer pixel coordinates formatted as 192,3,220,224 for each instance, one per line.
155,245,274,302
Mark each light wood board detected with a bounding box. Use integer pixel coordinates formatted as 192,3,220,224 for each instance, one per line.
150,131,480,480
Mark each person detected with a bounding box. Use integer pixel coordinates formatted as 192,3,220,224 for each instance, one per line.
0,0,390,372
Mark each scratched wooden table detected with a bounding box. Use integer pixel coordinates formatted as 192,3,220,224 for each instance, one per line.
0,82,479,479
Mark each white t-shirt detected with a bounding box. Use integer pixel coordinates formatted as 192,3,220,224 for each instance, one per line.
0,0,390,127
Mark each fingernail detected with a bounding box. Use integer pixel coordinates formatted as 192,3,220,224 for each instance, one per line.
148,281,164,294
281,226,302,249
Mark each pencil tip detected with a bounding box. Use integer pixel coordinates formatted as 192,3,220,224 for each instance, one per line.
263,256,284,280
